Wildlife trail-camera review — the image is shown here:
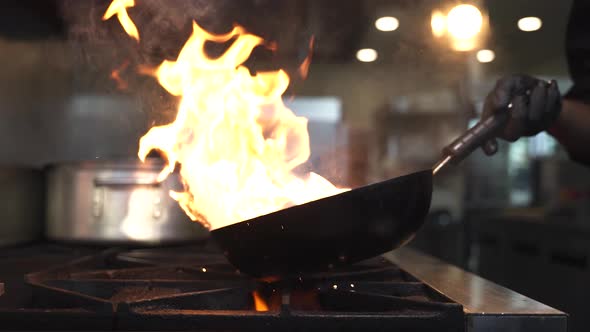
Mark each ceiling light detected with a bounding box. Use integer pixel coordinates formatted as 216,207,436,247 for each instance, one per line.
356,48,378,62
375,16,399,32
518,17,542,32
446,4,483,40
453,39,477,52
431,10,446,37
476,49,495,63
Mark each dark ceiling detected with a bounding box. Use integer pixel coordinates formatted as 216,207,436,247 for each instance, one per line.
0,0,574,76
0,1,64,40
484,0,572,75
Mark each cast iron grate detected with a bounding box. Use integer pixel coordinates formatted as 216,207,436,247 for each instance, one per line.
0,244,464,331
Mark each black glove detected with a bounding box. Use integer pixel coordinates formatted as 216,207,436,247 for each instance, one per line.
482,74,562,143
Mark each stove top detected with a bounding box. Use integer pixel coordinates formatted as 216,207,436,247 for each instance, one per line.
0,243,464,331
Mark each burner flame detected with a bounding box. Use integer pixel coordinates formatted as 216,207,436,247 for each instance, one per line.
252,291,269,312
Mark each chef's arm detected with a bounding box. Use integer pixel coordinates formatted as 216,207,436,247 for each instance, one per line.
482,1,590,166
482,77,590,167
548,98,590,166
556,0,590,166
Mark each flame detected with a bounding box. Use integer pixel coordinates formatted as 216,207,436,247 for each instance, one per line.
104,2,347,230
252,291,269,312
103,0,140,41
110,60,130,90
298,36,315,79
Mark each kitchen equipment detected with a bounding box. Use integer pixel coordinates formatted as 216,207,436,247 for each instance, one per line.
15,246,465,331
212,111,510,277
0,167,44,246
46,158,208,244
0,242,566,332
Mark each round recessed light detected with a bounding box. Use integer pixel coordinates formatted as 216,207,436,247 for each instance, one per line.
356,48,378,62
375,16,399,32
446,4,483,40
518,17,542,32
476,49,495,63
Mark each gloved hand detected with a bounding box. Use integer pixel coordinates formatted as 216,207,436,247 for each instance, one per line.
482,74,562,143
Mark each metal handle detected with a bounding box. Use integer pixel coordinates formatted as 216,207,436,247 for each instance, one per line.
433,109,510,175
443,111,509,163
94,176,160,187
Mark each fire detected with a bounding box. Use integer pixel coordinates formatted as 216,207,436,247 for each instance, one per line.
110,60,130,90
104,3,348,230
102,0,140,41
298,36,315,79
252,291,269,312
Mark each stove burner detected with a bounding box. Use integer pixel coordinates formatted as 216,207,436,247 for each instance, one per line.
0,245,464,331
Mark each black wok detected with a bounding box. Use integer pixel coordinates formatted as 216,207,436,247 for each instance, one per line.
212,111,510,277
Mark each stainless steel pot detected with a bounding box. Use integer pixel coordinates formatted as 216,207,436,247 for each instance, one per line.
46,159,209,244
0,167,44,246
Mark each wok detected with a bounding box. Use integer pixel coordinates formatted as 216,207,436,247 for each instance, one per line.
212,111,510,277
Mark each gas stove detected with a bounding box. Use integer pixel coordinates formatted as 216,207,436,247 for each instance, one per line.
0,242,568,332
0,242,464,331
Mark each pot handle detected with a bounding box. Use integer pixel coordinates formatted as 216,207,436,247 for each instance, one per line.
94,176,161,187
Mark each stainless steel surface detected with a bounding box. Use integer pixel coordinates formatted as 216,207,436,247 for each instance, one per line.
432,155,452,175
47,159,209,244
0,168,44,246
385,247,567,332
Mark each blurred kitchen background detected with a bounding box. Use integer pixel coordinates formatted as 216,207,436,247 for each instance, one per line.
0,0,589,330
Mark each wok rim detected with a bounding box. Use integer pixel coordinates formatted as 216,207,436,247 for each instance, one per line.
211,169,433,234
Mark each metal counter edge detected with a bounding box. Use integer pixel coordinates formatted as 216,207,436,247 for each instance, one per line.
384,247,567,332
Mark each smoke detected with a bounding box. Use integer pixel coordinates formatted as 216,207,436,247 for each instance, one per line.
57,0,305,125
58,1,207,126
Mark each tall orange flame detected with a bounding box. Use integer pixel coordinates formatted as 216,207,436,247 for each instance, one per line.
103,0,140,41
104,3,347,230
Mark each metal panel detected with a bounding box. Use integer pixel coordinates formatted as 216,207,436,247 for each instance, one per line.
385,247,567,332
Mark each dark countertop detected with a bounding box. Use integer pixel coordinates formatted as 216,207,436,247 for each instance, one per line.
467,207,590,233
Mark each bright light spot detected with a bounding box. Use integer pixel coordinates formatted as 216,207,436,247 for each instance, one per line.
518,17,542,32
452,39,477,52
446,4,483,40
431,10,446,37
332,284,338,290
356,48,378,62
201,267,207,272
350,283,355,288
375,16,399,32
476,49,495,63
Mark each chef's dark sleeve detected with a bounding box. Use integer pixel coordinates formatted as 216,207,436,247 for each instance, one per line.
565,0,590,103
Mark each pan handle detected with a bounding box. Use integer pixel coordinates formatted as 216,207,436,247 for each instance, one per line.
434,107,511,175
